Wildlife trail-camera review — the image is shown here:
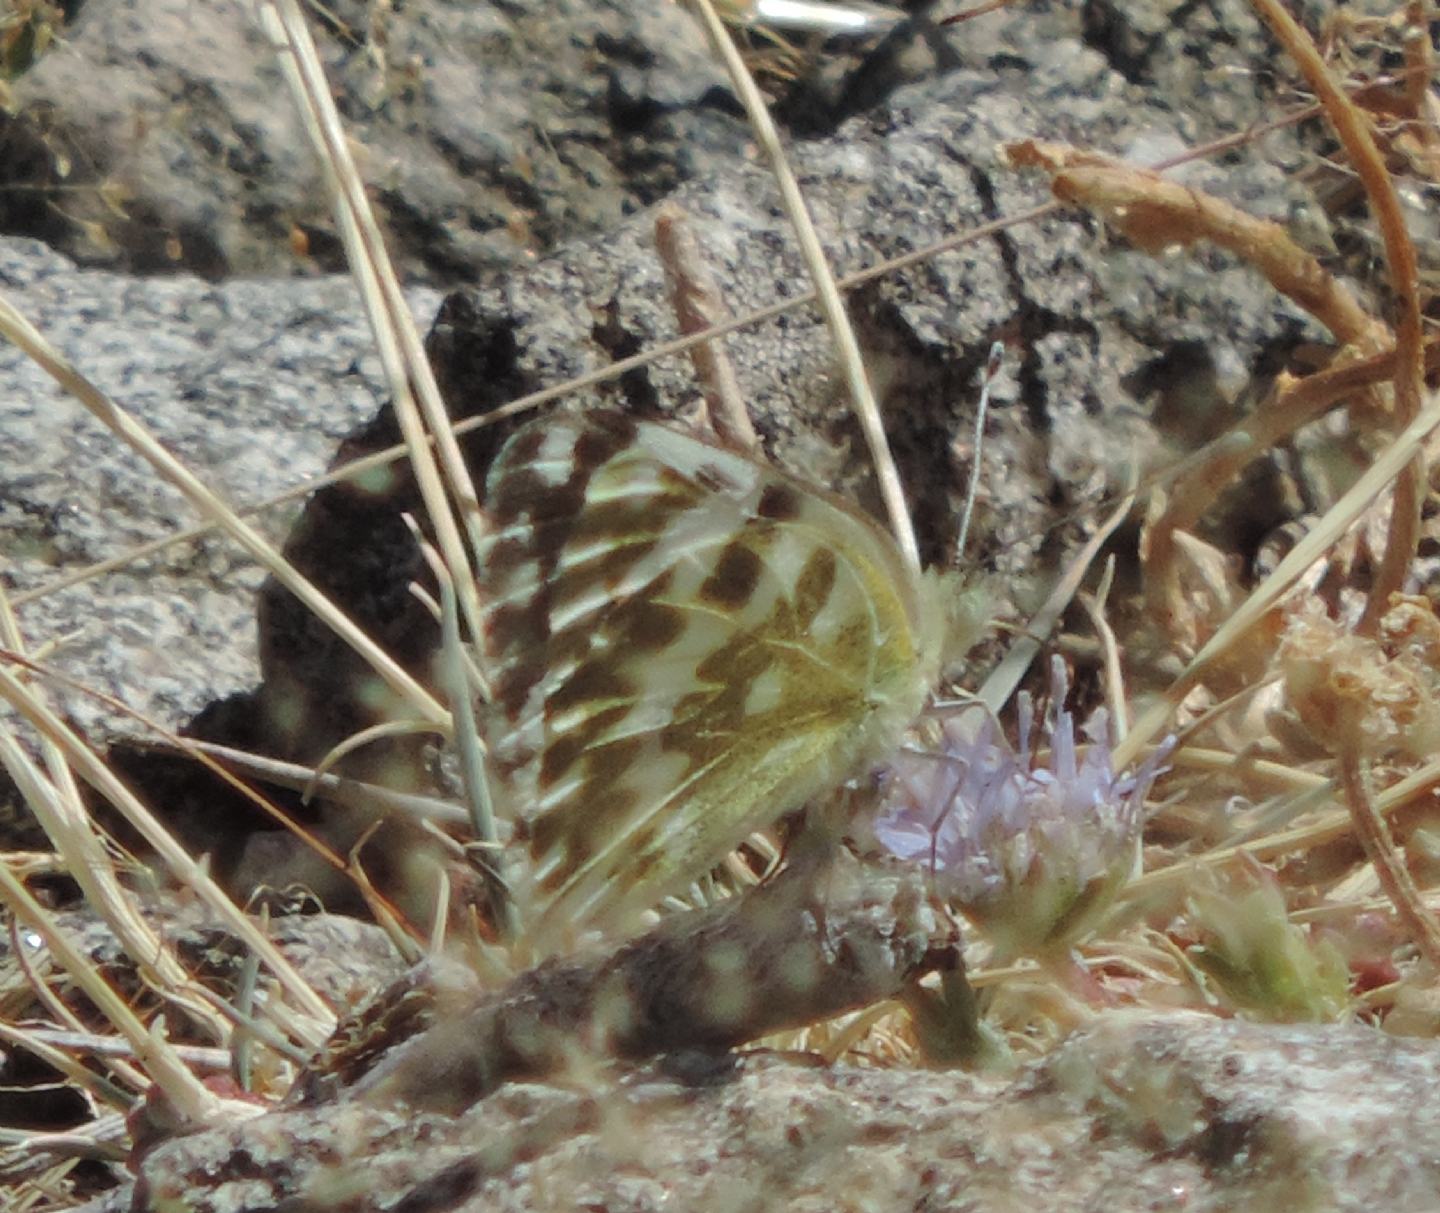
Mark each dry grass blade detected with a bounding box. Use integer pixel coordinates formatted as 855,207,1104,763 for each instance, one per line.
687,0,922,573
0,861,223,1126
11,1026,232,1070
1132,751,1440,896
256,0,490,672
2,645,437,959
0,1019,135,1112
1144,343,1440,593
0,659,334,1036
161,739,471,828
977,482,1135,717
0,728,224,1040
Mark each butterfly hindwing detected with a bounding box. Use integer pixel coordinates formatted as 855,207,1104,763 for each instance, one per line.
477,411,942,943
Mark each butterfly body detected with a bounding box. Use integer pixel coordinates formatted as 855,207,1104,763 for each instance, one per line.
477,411,950,946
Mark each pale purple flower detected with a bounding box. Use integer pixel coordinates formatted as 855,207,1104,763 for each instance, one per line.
871,658,1172,954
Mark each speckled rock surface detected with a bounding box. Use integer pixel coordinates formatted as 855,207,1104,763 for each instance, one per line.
0,0,748,282
0,234,441,744
84,1014,1440,1212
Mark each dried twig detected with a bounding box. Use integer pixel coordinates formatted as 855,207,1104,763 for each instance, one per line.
655,203,759,453
1338,749,1440,970
1005,140,1384,348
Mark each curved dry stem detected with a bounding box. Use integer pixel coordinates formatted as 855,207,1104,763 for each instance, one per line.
1251,0,1426,634
1005,140,1383,347
1115,387,1440,771
305,719,444,806
1337,749,1440,970
1144,342,1440,610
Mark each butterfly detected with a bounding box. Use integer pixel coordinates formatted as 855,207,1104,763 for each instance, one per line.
475,410,968,948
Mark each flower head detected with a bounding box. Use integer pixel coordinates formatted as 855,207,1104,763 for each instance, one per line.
871,658,1171,956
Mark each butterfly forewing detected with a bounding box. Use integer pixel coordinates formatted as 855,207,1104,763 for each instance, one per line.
477,411,941,946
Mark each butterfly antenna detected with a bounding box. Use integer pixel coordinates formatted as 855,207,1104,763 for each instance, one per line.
956,341,1004,564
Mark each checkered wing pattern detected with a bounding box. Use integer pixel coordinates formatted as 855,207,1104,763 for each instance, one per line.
476,412,944,944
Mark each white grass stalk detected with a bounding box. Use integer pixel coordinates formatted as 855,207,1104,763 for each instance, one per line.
0,1020,137,1111
687,0,922,573
0,732,226,1038
0,589,229,1043
160,739,473,828
15,1027,233,1071
257,0,490,676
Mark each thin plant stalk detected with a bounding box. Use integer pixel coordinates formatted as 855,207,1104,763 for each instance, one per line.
688,0,922,573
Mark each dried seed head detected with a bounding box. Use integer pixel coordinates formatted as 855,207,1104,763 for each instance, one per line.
1279,596,1440,761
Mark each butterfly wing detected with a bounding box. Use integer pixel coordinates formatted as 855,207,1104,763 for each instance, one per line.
477,412,938,943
